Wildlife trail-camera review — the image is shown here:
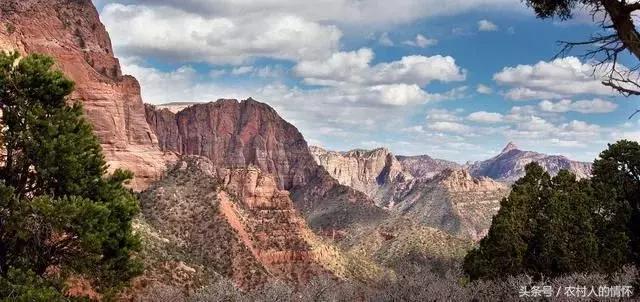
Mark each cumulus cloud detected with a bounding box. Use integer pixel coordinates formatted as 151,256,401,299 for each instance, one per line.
403,34,438,48
478,19,498,31
101,4,342,64
538,98,618,114
467,111,504,123
294,48,466,87
428,121,471,133
476,84,493,94
494,57,617,100
426,109,462,122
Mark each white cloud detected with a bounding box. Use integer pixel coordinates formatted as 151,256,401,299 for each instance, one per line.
109,0,522,27
494,57,617,100
476,84,493,94
378,32,394,46
538,98,618,114
294,48,466,87
209,69,227,77
426,109,462,122
403,34,437,48
428,121,471,133
467,111,504,123
478,19,498,31
231,66,254,75
101,4,342,64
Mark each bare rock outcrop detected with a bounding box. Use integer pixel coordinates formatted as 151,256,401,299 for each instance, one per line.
309,146,408,199
468,142,592,182
0,0,170,189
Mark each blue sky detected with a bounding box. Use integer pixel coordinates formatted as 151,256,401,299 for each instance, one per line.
92,0,640,162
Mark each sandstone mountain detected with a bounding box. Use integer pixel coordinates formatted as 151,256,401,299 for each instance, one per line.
309,146,408,199
137,156,332,290
145,100,387,232
468,142,592,182
0,0,170,189
396,155,461,178
376,169,509,240
132,157,471,296
310,146,508,240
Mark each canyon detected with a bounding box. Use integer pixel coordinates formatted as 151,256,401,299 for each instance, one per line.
0,0,602,299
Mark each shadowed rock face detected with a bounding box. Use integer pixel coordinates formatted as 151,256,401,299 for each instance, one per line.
467,142,592,182
0,0,170,189
145,100,388,231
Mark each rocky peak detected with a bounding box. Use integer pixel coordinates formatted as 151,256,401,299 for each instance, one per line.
434,169,506,192
469,143,592,182
501,141,519,153
145,98,318,191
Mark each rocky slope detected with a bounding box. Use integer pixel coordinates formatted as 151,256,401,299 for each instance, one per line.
310,146,508,240
376,169,509,240
468,142,592,182
0,0,170,189
138,156,334,290
145,100,387,232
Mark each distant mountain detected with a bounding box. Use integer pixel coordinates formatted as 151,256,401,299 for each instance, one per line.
396,154,461,179
310,146,508,240
467,142,592,182
309,146,408,199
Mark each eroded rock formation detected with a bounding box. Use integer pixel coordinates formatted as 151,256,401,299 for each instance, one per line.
378,169,509,240
309,146,408,199
139,156,331,289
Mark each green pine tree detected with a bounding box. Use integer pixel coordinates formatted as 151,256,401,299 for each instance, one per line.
0,52,141,300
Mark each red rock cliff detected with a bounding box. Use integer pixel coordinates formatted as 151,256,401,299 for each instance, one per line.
146,100,388,231
0,0,169,189
145,99,320,191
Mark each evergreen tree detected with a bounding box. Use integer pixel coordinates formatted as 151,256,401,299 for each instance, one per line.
591,140,640,266
465,141,640,280
0,52,141,300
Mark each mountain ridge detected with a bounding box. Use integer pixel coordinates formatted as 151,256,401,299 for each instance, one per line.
467,142,592,182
